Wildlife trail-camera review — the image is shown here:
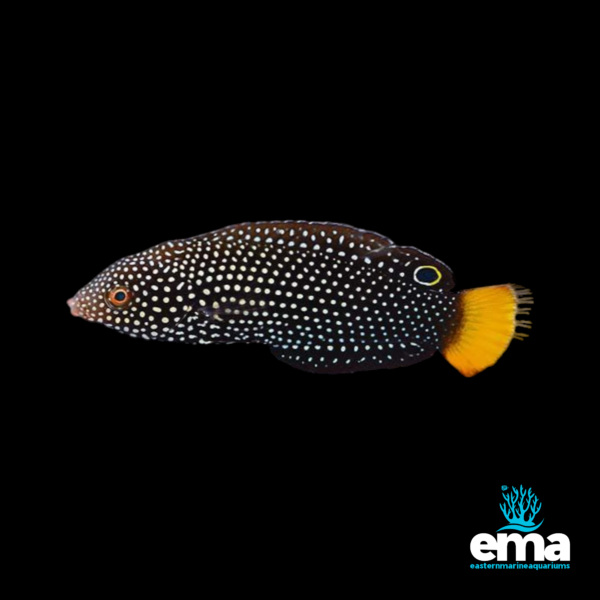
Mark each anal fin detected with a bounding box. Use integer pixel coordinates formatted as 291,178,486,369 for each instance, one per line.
269,341,435,374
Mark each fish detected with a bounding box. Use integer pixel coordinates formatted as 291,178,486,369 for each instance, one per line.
67,221,533,376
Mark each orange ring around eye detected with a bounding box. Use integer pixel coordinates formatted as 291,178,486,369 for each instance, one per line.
108,286,132,307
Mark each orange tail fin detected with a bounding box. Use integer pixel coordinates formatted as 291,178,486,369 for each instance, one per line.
441,284,533,377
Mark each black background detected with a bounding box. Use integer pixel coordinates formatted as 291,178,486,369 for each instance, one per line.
40,10,590,588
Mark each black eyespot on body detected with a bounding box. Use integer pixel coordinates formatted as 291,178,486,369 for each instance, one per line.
414,265,442,286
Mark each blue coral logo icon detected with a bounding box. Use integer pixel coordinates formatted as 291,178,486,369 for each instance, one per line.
498,485,544,532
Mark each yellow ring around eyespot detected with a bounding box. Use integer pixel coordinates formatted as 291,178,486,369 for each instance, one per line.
414,265,442,286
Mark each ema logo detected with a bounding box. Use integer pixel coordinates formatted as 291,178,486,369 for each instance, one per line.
470,485,570,567
498,485,543,532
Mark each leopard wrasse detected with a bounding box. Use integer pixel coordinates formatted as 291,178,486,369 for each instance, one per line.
67,221,533,376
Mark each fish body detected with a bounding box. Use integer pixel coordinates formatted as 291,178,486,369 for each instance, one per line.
68,221,532,376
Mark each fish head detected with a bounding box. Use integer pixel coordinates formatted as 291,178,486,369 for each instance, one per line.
67,239,195,338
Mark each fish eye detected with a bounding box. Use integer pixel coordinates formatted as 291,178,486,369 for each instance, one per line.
107,286,132,308
414,265,442,286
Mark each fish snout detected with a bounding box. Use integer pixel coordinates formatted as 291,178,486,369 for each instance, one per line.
67,297,81,318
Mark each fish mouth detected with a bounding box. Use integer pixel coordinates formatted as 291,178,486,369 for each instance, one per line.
67,297,81,317
67,297,92,320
